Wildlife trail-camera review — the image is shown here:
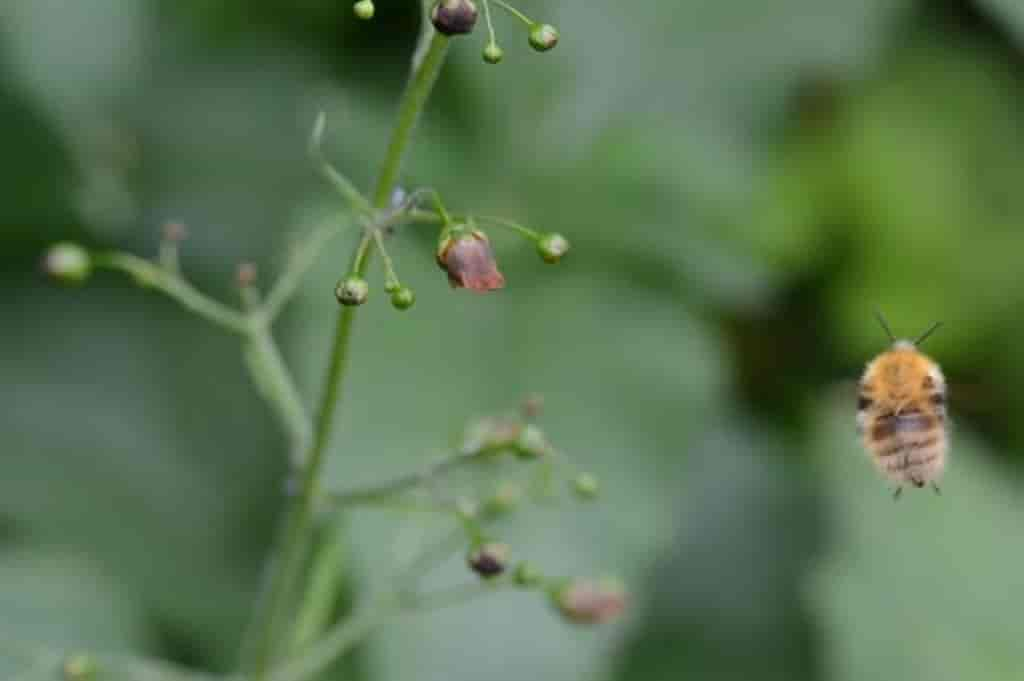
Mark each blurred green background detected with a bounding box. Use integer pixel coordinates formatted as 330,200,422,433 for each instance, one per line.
3,0,1024,679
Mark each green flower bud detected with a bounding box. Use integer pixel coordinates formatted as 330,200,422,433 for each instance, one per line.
553,577,627,624
513,561,543,587
468,542,510,578
537,233,570,263
390,286,416,310
43,242,92,285
335,276,369,306
483,42,504,64
528,23,559,52
353,0,375,19
485,481,523,515
514,424,551,458
573,472,600,500
431,0,478,36
63,654,96,681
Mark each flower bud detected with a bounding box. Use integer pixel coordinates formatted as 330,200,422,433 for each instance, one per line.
514,424,551,458
43,242,92,285
573,472,600,500
430,0,478,36
528,23,559,52
63,654,96,681
335,276,369,306
437,229,505,292
483,43,504,64
461,416,522,454
353,0,375,20
390,286,416,310
553,578,627,624
468,542,510,578
485,481,523,515
513,561,543,587
537,233,570,264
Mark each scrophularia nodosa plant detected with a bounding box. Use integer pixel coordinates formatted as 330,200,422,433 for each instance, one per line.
41,3,622,680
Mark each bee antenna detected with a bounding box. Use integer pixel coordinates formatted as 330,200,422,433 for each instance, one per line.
874,310,896,343
914,321,943,347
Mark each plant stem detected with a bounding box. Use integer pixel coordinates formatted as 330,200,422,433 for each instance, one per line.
92,253,250,335
246,27,452,681
327,450,485,508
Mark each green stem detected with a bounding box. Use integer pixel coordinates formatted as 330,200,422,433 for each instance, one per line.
491,0,534,26
328,450,486,508
93,253,250,335
244,328,313,466
247,27,452,681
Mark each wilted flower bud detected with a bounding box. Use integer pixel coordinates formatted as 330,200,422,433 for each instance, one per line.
528,23,559,51
43,243,92,284
353,0,375,20
554,578,627,624
390,286,416,310
468,542,510,578
335,276,369,306
431,0,478,35
483,43,504,64
573,472,600,500
437,229,505,292
537,233,570,263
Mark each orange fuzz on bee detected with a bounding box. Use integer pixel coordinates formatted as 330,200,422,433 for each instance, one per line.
858,314,946,499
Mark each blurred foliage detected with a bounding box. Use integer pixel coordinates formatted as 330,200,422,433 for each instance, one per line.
3,0,1024,680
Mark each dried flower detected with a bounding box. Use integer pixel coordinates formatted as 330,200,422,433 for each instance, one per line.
468,542,510,578
431,0,479,36
236,262,258,288
162,221,188,242
554,578,627,624
437,229,505,292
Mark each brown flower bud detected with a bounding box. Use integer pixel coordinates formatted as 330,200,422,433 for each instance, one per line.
431,0,479,36
554,578,627,624
236,262,258,288
437,230,505,292
468,542,510,578
162,221,188,242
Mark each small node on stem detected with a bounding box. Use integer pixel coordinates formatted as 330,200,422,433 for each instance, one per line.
529,23,559,52
162,221,187,243
63,654,96,681
437,227,505,292
483,42,504,64
513,561,543,587
335,276,369,306
353,0,375,20
237,262,259,289
43,242,92,285
468,542,510,578
521,394,544,420
553,577,627,625
390,286,416,310
431,0,479,36
572,472,600,500
537,233,570,264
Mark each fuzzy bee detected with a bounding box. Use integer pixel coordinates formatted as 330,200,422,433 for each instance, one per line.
858,313,946,499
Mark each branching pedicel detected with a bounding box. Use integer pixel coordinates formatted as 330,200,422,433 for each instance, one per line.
42,3,622,681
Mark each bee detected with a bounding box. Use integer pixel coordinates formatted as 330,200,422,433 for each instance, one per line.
858,313,947,499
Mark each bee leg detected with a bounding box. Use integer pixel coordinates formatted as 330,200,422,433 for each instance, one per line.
931,483,942,496
892,486,903,501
